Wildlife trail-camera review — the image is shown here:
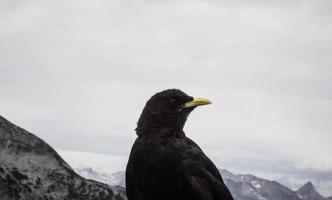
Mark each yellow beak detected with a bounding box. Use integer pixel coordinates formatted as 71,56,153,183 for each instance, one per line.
184,97,212,108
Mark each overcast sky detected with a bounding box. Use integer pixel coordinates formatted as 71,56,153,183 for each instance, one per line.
1,0,332,196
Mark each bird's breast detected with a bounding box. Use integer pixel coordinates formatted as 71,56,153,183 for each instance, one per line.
131,136,188,175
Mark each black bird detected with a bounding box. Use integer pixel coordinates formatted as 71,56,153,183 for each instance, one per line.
126,89,234,200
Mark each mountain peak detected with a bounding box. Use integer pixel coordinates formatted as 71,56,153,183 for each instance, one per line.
301,181,314,190
297,181,326,200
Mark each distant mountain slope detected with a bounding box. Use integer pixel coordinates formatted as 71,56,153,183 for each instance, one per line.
220,169,302,200
76,168,329,200
0,115,126,200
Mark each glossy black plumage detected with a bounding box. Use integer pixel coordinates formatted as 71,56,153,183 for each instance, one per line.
126,89,234,200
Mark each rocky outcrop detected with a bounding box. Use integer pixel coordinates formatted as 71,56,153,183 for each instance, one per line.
0,115,126,200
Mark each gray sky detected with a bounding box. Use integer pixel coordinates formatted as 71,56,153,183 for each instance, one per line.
1,0,332,196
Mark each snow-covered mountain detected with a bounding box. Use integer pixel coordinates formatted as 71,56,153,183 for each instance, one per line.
1,113,330,200
75,168,126,188
75,167,330,200
0,115,126,200
220,169,302,200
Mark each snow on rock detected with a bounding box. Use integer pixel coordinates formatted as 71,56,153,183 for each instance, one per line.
251,180,262,189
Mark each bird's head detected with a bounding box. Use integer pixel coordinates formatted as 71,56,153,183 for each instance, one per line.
136,89,211,136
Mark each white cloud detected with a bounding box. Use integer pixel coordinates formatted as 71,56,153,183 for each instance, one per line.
295,156,332,172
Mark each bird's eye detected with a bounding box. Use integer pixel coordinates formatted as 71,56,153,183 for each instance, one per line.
169,97,176,105
169,95,181,105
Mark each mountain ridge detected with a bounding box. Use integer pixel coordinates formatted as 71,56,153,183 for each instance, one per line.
75,167,329,200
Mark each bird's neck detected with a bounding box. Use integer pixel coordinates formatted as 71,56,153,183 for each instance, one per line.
136,125,185,138
136,112,188,137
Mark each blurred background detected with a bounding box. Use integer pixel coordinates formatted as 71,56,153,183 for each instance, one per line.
1,0,331,196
